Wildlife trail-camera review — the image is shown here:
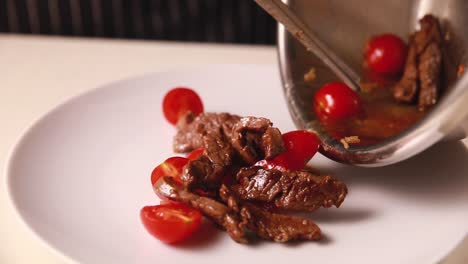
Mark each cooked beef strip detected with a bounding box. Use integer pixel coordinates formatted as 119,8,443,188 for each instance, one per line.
418,41,442,109
202,132,236,167
232,166,347,211
413,15,442,54
416,15,443,110
175,112,239,191
186,131,237,191
181,155,217,191
176,113,285,191
262,127,284,158
173,113,284,165
174,113,284,162
173,112,241,153
394,36,419,103
230,117,285,165
154,176,249,243
180,154,240,193
153,176,322,243
393,14,443,109
219,185,322,242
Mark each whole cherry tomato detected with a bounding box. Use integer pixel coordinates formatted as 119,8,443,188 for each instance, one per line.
140,203,202,244
313,82,362,121
256,130,320,171
186,148,205,161
365,33,407,75
162,87,204,125
151,157,189,187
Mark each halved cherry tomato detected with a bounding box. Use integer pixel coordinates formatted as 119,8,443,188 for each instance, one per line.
365,33,407,75
186,148,205,161
256,130,320,171
159,200,178,205
140,203,202,244
151,157,189,186
313,82,362,121
255,156,291,171
162,87,204,125
282,130,320,164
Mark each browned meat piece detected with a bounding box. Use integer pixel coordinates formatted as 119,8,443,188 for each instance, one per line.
181,155,217,191
181,154,239,192
219,185,321,242
180,132,237,192
393,14,443,109
173,112,241,153
175,112,240,191
393,36,419,103
233,166,347,211
176,113,285,191
240,204,321,242
174,113,284,165
230,117,284,165
154,176,249,243
262,127,285,159
202,132,235,167
415,15,442,110
418,42,442,109
413,15,442,53
154,177,322,243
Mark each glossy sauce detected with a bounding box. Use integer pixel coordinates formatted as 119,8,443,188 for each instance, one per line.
319,79,426,146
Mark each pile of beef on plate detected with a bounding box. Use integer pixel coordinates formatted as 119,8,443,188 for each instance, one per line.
154,112,347,243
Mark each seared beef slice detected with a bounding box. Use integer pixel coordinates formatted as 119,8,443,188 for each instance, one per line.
220,185,321,242
175,112,240,190
154,177,248,243
173,112,240,153
393,36,419,103
181,131,238,191
394,14,443,109
175,113,285,191
154,177,321,243
233,166,347,211
230,117,284,164
174,113,284,163
417,15,442,109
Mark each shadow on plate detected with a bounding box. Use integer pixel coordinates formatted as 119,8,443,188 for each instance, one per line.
307,207,376,224
318,141,468,203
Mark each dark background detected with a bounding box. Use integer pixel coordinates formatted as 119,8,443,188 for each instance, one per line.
0,0,277,44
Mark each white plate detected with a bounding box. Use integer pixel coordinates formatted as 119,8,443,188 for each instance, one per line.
6,65,468,264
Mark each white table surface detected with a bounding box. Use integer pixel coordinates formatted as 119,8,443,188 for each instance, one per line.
0,35,466,264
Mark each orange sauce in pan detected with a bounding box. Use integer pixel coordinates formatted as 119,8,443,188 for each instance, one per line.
319,79,425,146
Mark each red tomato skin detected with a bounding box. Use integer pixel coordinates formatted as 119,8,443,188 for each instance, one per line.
313,82,362,121
365,34,407,74
281,130,320,165
162,87,204,125
140,203,202,244
151,157,189,186
186,148,205,161
256,130,320,171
